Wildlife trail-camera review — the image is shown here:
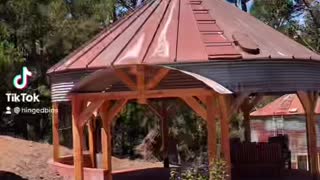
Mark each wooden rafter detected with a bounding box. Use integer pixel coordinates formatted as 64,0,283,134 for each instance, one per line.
115,68,137,91
79,99,105,126
146,68,170,90
181,96,207,121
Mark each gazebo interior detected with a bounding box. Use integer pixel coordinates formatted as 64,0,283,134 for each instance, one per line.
47,0,320,179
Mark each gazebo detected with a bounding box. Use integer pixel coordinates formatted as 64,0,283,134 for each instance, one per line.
47,0,320,179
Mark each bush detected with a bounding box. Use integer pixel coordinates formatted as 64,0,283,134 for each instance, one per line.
169,158,228,180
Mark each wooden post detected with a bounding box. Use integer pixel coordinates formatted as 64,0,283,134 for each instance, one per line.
160,104,169,168
88,117,97,168
52,102,60,162
297,91,319,178
100,99,129,180
241,99,251,142
147,103,170,168
101,123,112,180
72,97,84,180
218,95,232,180
207,95,217,172
100,101,113,180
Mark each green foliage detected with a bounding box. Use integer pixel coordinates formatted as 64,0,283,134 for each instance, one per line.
0,0,119,141
210,158,228,180
251,0,297,30
250,0,320,53
169,158,228,180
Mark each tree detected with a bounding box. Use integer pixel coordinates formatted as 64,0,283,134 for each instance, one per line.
250,0,320,53
0,0,133,141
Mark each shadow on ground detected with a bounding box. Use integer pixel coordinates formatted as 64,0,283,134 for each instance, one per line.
0,171,27,180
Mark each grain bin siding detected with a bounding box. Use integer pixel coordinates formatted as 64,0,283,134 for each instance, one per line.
50,72,91,102
170,60,320,93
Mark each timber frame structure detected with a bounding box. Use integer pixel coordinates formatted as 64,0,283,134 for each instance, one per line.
48,0,320,179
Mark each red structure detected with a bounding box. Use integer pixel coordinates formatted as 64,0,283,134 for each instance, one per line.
250,94,320,170
251,94,320,117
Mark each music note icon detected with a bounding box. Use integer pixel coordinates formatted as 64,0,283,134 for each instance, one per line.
13,66,32,90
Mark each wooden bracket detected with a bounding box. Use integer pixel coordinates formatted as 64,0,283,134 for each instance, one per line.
146,68,170,90
99,99,128,126
181,96,207,121
108,99,128,124
115,68,137,91
79,99,105,127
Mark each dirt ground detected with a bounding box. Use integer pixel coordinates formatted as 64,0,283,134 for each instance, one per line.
0,136,162,180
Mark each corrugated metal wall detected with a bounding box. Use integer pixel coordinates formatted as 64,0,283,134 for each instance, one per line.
50,71,91,102
49,60,320,102
170,60,320,93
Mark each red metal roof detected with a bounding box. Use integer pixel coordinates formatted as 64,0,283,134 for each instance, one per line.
48,0,320,74
250,94,320,118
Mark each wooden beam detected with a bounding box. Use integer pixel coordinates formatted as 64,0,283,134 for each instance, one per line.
79,99,105,126
181,96,207,121
137,65,147,104
146,69,170,89
88,117,97,168
52,102,60,162
206,95,217,172
72,97,84,180
115,68,137,91
297,91,319,178
218,94,232,180
71,88,214,100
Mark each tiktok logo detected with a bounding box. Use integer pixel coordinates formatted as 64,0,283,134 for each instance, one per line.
13,66,32,90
